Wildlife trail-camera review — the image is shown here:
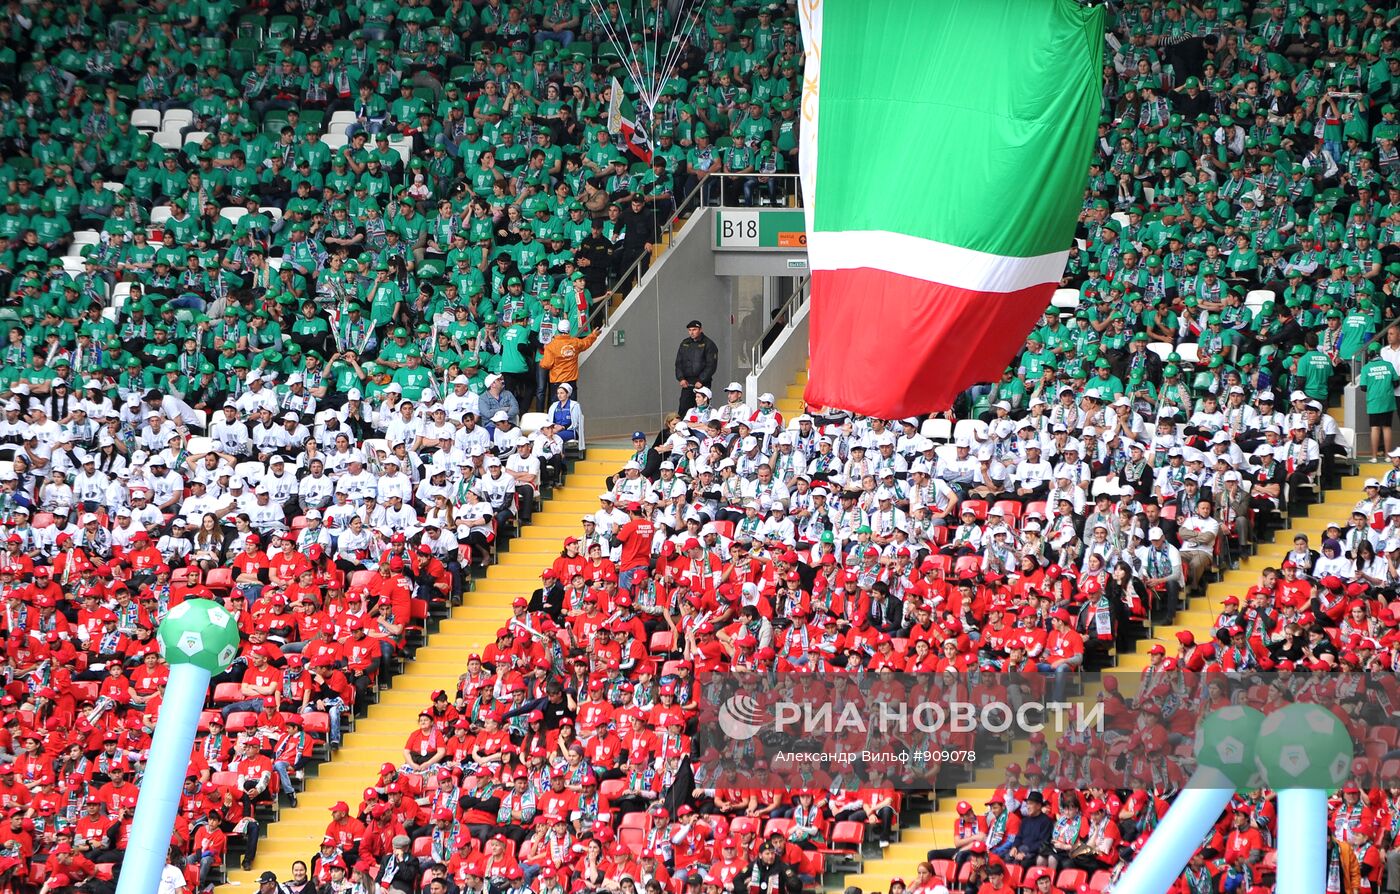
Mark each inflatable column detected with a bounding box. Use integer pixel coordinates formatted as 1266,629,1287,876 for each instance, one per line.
117,599,241,894
1111,707,1265,894
1255,703,1356,894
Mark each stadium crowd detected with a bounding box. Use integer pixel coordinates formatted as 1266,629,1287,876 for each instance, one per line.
0,0,1396,893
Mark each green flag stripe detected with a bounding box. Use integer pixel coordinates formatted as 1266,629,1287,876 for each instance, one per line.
810,0,1103,260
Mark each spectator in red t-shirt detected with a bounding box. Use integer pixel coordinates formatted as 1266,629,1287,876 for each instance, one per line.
615,502,655,594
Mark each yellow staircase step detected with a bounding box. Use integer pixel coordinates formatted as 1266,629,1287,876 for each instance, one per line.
221,445,619,891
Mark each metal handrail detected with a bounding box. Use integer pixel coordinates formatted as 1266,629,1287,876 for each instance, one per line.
585,173,807,331
750,273,811,374
586,180,704,331
695,172,805,208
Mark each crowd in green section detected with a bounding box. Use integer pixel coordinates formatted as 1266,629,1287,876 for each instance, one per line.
974,0,1400,461
0,0,799,416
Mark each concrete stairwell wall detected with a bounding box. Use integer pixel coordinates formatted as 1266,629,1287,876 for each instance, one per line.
577,208,736,437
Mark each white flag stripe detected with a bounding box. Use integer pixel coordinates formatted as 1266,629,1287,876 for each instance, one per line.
806,230,1069,294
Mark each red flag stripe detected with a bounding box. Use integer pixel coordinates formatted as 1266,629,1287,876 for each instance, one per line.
801,268,1053,418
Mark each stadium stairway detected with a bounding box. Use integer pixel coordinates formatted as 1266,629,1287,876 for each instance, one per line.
837,413,1374,892
776,367,807,419
221,445,633,889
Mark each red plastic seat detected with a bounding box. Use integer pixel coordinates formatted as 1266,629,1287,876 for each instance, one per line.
954,555,983,577
829,820,863,849
729,816,760,837
225,712,258,732
992,500,1022,523
762,817,794,839
649,630,674,653
960,499,988,520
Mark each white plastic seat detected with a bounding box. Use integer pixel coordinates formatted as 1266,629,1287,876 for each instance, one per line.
260,206,284,225
149,205,174,226
153,131,182,151
162,108,193,130
219,207,248,225
1051,288,1080,310
1175,342,1200,364
519,412,549,436
1337,427,1355,456
1146,341,1174,361
184,436,215,456
70,230,101,247
920,418,952,442
1244,289,1274,310
322,133,348,152
183,130,209,148
388,137,411,165
131,109,161,130
952,419,984,444
235,461,266,484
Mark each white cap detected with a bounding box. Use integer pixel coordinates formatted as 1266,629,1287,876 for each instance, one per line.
305,509,322,519
724,381,743,392
1366,478,1381,487
384,382,403,393
758,392,774,403
491,410,510,422
347,388,362,400
286,373,303,384
453,375,470,385
1149,526,1164,540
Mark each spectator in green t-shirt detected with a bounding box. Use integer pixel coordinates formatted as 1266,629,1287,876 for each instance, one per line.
1359,342,1400,461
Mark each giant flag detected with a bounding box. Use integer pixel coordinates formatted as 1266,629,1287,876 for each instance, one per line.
799,0,1104,418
